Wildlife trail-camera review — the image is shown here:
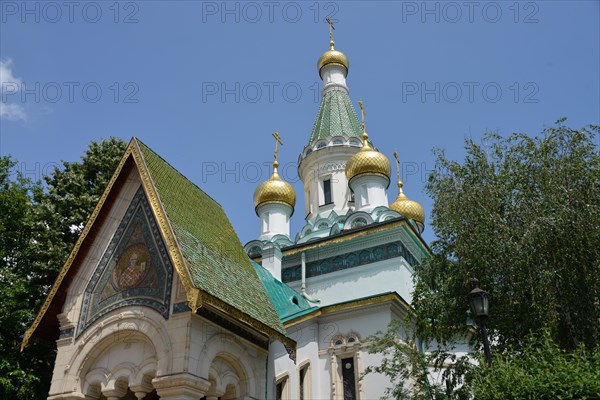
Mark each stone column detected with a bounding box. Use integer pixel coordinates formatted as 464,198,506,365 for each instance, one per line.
130,382,153,400
152,373,210,400
102,386,127,400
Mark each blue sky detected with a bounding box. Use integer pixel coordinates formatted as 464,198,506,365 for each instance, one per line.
1,1,599,245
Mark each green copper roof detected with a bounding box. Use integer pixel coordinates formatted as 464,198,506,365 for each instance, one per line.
136,139,286,335
251,260,316,323
308,89,363,145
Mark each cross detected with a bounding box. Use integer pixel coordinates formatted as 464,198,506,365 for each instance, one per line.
358,99,366,131
326,18,335,43
272,131,283,163
393,151,402,184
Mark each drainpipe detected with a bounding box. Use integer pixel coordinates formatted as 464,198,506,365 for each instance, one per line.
301,252,320,303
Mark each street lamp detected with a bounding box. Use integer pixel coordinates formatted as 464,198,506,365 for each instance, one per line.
468,278,492,366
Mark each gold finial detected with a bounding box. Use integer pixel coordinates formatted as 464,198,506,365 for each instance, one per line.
272,131,283,168
393,150,403,189
326,17,335,49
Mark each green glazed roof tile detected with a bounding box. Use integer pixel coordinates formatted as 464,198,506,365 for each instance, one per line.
308,89,362,145
136,139,286,335
251,260,316,322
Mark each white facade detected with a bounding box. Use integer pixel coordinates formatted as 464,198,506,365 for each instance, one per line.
268,305,398,400
257,202,293,241
348,174,390,213
298,144,360,221
320,64,349,95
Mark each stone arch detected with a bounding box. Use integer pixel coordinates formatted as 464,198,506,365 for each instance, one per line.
196,333,258,398
208,355,245,399
60,308,171,398
82,339,156,398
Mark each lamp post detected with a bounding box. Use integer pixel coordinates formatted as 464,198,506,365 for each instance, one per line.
468,278,492,366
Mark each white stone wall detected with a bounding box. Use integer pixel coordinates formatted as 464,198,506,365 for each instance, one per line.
298,145,359,221
269,302,399,400
257,202,292,241
321,64,349,95
287,257,414,307
349,174,390,213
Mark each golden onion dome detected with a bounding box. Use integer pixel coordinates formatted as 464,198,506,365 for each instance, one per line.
253,161,296,211
317,41,349,77
345,132,391,183
389,181,425,223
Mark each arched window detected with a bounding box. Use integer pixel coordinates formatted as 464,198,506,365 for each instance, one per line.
351,217,367,229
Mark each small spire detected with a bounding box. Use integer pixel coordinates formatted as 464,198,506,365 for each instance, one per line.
272,131,283,172
393,150,404,191
326,17,335,49
358,99,366,132
358,100,370,146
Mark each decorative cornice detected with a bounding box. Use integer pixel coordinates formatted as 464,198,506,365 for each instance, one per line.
318,162,346,173
284,293,413,328
153,373,211,398
284,219,419,257
281,239,418,283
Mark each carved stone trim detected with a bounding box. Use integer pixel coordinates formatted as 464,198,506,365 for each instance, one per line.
152,373,210,399
317,162,346,173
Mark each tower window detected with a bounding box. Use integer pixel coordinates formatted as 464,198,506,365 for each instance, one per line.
299,363,310,400
359,184,368,206
323,179,332,205
276,375,289,400
342,357,357,400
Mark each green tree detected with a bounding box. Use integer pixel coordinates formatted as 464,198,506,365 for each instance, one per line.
470,330,600,399
34,137,127,292
0,156,52,399
415,119,600,351
365,120,600,398
0,137,127,399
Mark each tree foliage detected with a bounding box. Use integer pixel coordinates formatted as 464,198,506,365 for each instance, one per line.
0,156,51,399
0,137,127,399
365,120,600,398
470,330,600,399
366,323,600,400
414,119,600,352
34,137,128,293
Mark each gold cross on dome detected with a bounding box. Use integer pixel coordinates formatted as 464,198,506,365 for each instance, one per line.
272,131,283,163
358,99,366,131
326,18,335,42
393,151,401,182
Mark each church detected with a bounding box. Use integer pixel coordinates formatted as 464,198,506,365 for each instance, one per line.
22,23,430,400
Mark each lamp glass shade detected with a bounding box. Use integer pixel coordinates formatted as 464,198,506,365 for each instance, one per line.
468,288,489,318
